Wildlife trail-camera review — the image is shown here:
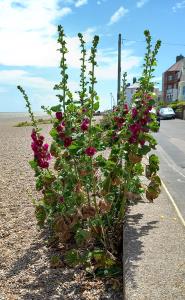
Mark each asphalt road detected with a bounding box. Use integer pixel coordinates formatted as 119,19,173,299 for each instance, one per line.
153,118,185,222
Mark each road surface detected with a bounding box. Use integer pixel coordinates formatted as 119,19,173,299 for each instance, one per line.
153,118,185,222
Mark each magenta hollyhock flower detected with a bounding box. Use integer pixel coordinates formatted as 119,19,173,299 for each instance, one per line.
129,135,137,144
129,123,141,134
141,118,147,126
82,108,87,113
30,130,51,169
114,117,125,129
56,111,63,120
31,142,36,150
114,116,119,123
31,130,37,141
64,136,72,147
81,122,89,131
59,132,65,140
85,146,97,157
81,118,90,131
124,103,129,114
112,132,118,141
59,196,64,203
140,140,145,146
56,124,64,133
38,159,49,168
132,107,138,118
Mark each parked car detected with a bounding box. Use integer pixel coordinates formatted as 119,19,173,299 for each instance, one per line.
159,107,175,120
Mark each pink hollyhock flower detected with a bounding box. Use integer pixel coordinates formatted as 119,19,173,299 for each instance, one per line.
82,108,87,113
56,112,63,120
43,143,49,151
85,146,97,157
64,137,72,147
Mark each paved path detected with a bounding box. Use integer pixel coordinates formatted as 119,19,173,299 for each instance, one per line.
125,187,185,300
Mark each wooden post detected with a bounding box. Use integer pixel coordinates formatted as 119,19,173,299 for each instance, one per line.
117,34,122,104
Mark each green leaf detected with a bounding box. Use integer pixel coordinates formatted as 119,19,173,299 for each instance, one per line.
65,249,80,267
139,145,151,155
50,104,62,112
95,265,122,278
93,102,99,111
29,160,37,169
49,128,58,139
75,229,90,245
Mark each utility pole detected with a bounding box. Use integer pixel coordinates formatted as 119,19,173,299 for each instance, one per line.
117,33,122,104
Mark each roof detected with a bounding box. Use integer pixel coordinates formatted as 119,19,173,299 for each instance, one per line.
126,82,140,89
166,58,185,72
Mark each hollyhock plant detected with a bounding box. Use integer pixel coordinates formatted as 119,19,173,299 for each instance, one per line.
18,27,161,287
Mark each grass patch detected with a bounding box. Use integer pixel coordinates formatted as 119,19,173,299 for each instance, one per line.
15,118,52,127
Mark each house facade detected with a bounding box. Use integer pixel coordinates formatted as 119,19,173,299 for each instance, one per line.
162,55,185,102
125,82,140,106
125,83,161,105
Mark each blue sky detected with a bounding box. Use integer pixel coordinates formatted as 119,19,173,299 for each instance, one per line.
0,0,185,112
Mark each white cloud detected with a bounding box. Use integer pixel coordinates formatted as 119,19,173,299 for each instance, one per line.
108,6,129,26
0,0,72,67
75,0,88,7
136,0,149,8
0,70,55,89
172,1,185,12
97,0,107,4
96,49,142,80
0,1,97,69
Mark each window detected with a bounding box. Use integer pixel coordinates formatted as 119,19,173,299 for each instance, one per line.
168,75,173,81
183,86,185,95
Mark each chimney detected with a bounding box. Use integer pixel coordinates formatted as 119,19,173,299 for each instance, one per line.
133,77,137,84
176,54,184,62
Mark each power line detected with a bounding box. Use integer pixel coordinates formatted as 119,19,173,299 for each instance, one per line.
122,38,185,47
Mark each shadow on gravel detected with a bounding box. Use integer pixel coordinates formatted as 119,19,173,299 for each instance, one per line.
6,231,122,300
124,212,158,289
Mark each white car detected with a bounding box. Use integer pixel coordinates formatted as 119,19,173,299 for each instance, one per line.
159,107,175,120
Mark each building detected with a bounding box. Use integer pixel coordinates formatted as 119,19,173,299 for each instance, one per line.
162,55,185,102
125,82,140,106
125,82,162,105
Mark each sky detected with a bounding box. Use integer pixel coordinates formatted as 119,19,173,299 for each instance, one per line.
0,0,185,112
